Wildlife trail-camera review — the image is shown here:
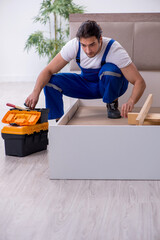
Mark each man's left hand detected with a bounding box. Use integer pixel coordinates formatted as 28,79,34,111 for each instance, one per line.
121,99,134,118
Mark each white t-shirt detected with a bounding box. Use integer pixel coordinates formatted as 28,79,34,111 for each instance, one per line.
60,37,132,69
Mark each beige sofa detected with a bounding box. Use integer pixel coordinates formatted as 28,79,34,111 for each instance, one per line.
69,13,160,107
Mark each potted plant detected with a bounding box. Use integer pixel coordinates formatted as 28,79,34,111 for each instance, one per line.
24,0,85,63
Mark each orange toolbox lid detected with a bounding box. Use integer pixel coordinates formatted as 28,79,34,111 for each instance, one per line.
2,110,41,126
1,122,49,135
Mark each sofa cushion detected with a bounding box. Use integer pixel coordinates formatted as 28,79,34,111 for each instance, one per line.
134,22,160,70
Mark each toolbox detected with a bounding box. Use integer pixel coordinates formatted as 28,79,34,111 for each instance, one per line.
1,108,49,157
2,108,49,125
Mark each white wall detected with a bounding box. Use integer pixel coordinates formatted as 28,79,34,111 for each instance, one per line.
0,0,47,82
0,0,160,82
74,0,160,13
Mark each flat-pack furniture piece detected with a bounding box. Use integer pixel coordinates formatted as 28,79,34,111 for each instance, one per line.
49,13,160,180
128,94,160,125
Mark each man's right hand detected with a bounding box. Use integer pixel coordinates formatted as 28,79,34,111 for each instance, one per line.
25,91,39,109
24,53,68,110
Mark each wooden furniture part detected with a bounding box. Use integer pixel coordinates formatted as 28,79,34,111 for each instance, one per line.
128,94,160,125
136,94,153,125
128,112,160,125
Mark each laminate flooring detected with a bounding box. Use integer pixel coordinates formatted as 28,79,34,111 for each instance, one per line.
0,82,160,240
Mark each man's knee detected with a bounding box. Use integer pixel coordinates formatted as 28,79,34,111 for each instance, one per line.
98,63,128,103
99,62,122,81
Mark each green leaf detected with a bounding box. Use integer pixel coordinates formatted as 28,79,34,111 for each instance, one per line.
24,0,85,62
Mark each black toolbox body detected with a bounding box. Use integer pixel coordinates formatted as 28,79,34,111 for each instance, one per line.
2,130,48,157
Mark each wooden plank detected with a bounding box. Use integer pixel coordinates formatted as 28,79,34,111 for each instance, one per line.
57,99,80,125
67,106,128,125
128,112,160,125
69,13,160,22
136,94,153,125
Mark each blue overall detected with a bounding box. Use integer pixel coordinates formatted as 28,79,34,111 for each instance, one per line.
44,39,128,119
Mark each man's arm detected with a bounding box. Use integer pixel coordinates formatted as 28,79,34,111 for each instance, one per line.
121,62,146,118
25,53,68,109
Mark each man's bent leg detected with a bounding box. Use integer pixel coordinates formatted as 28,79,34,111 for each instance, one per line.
44,73,101,120
99,63,128,118
44,81,64,120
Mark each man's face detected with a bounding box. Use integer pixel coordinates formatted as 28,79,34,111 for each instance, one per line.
80,36,102,58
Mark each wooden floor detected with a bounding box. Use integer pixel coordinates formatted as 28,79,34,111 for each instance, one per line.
1,82,160,240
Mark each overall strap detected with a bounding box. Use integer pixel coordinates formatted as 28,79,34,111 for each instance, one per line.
76,41,81,66
101,39,115,66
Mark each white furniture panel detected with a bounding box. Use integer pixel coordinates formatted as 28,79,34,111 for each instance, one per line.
49,100,160,180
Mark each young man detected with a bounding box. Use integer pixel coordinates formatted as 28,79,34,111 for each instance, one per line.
25,20,146,119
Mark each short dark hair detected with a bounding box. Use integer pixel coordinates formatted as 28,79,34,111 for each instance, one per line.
76,20,102,41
